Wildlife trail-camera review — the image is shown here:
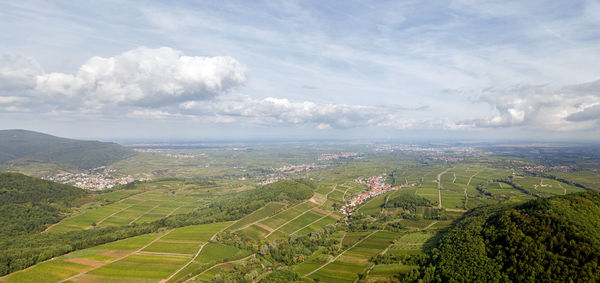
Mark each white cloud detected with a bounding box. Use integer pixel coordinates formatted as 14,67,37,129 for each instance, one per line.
458,80,600,131
177,94,421,129
0,54,43,91
35,46,247,109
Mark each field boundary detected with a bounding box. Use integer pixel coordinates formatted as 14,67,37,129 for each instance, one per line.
303,230,379,278
59,229,174,282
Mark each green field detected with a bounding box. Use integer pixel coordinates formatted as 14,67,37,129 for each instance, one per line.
3,143,599,282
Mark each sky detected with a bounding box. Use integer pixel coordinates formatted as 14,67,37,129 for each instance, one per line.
1,0,600,141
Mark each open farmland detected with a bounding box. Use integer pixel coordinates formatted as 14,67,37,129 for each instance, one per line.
306,231,398,282
1,222,232,283
46,180,236,233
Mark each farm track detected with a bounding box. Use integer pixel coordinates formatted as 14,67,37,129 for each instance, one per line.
60,229,175,282
137,251,193,257
183,254,256,283
290,212,333,235
95,204,135,226
163,221,237,282
230,199,310,232
342,187,350,202
437,168,452,209
264,205,318,238
165,205,184,218
303,230,379,278
43,189,155,233
129,204,161,224
466,171,481,209
422,221,438,230
557,183,566,195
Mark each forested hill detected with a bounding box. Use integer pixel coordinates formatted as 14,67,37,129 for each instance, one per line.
430,190,600,282
0,129,135,169
0,172,86,236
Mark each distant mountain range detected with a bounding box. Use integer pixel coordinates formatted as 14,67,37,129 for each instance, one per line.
0,129,135,170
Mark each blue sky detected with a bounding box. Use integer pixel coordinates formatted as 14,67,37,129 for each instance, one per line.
1,0,600,141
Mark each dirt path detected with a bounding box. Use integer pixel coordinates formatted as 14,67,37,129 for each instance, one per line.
94,204,135,226
557,183,566,195
43,190,153,233
422,221,439,230
41,213,77,233
230,199,310,232
137,251,193,257
183,254,256,283
338,231,346,251
162,221,237,283
290,212,333,235
60,229,174,282
303,230,379,278
445,208,467,213
264,204,316,238
255,222,275,232
437,168,452,209
466,171,480,186
464,171,480,210
129,204,160,224
325,185,337,198
164,205,184,218
342,186,350,202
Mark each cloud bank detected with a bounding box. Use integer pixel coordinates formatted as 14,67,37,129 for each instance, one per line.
1,46,600,134
456,80,600,131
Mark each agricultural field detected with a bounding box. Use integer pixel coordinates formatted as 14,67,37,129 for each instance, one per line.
2,143,599,282
1,222,231,283
306,231,398,282
47,180,239,233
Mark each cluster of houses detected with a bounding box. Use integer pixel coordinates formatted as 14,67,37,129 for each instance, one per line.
317,152,359,161
340,175,415,216
45,168,138,190
519,165,572,172
274,163,316,173
257,164,318,185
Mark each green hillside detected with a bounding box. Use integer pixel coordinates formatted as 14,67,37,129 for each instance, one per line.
430,190,600,282
0,173,86,236
0,129,135,170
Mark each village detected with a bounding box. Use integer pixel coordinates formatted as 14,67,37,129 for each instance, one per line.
317,152,359,161
340,175,415,216
43,167,141,190
257,163,318,185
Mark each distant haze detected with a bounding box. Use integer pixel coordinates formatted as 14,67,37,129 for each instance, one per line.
1,1,600,141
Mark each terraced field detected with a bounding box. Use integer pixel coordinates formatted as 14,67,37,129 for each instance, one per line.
1,222,232,283
306,231,398,282
47,181,218,233
225,186,342,242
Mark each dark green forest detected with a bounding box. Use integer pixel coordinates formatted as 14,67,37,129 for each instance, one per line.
427,190,600,282
0,172,86,236
0,129,135,169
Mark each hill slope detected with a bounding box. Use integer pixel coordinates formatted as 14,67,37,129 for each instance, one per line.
0,129,135,170
430,190,600,282
0,172,86,236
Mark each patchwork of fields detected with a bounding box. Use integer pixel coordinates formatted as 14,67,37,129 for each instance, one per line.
1,222,232,283
227,185,347,241
3,146,597,283
47,181,225,233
